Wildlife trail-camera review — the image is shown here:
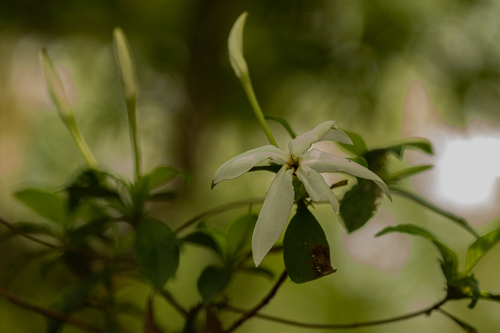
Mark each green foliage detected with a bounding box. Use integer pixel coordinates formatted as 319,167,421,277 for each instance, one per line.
283,203,335,283
135,218,179,289
385,138,434,159
385,165,433,183
439,309,478,333
338,131,368,156
15,189,67,225
197,266,232,305
465,226,500,274
340,179,379,233
264,115,297,139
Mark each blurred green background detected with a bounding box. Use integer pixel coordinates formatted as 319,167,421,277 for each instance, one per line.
1,0,500,332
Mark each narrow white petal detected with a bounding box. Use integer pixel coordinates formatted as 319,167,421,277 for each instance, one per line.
228,12,249,78
213,145,288,185
302,149,393,201
252,167,294,266
296,164,339,213
288,121,352,155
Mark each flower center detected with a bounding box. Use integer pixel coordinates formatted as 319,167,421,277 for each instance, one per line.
286,154,300,174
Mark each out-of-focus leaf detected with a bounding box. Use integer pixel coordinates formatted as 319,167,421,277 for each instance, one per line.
182,231,224,259
135,218,179,289
148,191,177,202
464,227,500,275
66,169,121,210
376,224,458,281
14,222,57,237
144,297,165,333
385,165,433,182
39,48,73,120
340,179,378,233
265,115,297,138
447,275,481,309
347,156,369,168
283,203,335,283
228,12,249,78
113,27,138,101
226,214,258,262
15,189,66,225
385,138,433,159
67,217,110,245
143,166,182,191
240,266,275,280
47,273,107,333
197,266,232,305
439,309,477,333
337,131,368,156
248,165,282,174
390,187,479,237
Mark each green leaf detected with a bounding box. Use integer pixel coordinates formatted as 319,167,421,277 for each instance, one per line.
385,165,433,182
248,164,282,174
385,138,434,159
39,48,73,120
347,156,369,168
113,27,139,101
240,266,275,279
283,203,336,283
376,224,458,281
390,188,479,238
337,131,368,156
226,214,258,262
264,115,297,138
447,275,481,308
15,189,67,225
135,218,179,289
197,266,232,305
65,169,121,210
47,273,107,333
439,309,478,333
143,166,182,191
464,227,500,275
340,179,379,233
148,191,177,202
182,231,224,259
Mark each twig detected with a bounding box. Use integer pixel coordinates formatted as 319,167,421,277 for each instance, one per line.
0,217,58,249
224,270,288,333
0,284,104,333
158,289,188,317
223,299,447,329
173,197,265,235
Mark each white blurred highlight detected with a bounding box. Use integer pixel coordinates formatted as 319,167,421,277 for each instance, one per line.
402,81,500,225
342,211,411,271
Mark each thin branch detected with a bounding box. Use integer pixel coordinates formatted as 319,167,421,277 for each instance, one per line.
224,270,288,333
223,299,447,329
0,217,58,249
0,284,104,333
173,197,265,235
158,289,188,317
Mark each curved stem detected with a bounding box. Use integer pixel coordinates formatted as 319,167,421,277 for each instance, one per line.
0,284,104,333
173,197,265,235
126,97,142,180
239,75,278,147
66,116,97,168
223,299,447,330
224,270,288,333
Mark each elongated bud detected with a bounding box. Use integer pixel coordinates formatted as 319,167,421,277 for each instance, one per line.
113,27,139,101
39,48,73,121
228,12,249,78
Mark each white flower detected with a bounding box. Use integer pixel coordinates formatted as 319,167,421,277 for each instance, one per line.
213,121,392,266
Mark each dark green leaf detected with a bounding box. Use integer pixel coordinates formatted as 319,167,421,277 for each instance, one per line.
283,203,336,283
447,275,481,308
197,266,232,305
182,231,224,259
347,156,369,168
226,214,258,262
337,131,368,156
143,166,183,190
148,191,177,202
240,266,275,279
248,164,282,174
385,165,433,182
65,169,120,210
47,273,107,333
385,138,434,159
67,217,110,245
14,222,57,237
135,218,179,289
390,187,479,238
376,224,458,281
439,309,477,333
340,179,379,233
464,227,500,275
15,189,66,225
264,115,297,138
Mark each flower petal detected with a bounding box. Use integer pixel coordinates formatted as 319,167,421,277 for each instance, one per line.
288,121,353,155
213,145,288,185
296,164,339,213
302,149,393,201
252,167,294,266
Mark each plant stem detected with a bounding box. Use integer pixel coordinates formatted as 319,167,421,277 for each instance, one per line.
0,284,104,333
239,75,278,147
126,97,142,180
223,299,447,330
224,270,288,333
158,289,188,317
173,197,265,235
66,116,97,168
